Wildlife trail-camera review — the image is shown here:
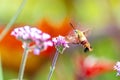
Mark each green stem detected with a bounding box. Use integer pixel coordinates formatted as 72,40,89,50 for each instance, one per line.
18,43,29,80
48,50,59,80
0,0,27,41
0,56,3,80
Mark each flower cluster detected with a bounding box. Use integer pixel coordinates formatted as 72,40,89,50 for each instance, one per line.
114,61,120,76
52,35,69,53
11,26,53,55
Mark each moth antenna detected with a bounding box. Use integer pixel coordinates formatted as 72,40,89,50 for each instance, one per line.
69,22,75,30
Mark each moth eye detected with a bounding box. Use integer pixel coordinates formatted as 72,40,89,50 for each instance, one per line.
84,47,89,52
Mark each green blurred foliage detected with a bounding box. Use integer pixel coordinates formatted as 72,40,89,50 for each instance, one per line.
0,0,119,26
0,0,120,80
0,0,67,24
92,37,118,60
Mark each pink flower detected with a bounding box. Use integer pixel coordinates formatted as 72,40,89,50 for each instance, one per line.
52,35,69,53
114,61,120,76
11,25,53,55
11,26,42,42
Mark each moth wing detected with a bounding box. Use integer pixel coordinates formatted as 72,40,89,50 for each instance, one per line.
75,24,92,37
82,28,93,37
66,30,79,44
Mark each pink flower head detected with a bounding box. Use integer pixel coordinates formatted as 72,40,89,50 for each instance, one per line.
11,26,42,42
52,35,69,53
52,35,69,48
114,61,120,76
11,26,53,55
34,33,53,55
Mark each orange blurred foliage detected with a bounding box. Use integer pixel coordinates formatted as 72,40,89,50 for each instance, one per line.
36,18,72,37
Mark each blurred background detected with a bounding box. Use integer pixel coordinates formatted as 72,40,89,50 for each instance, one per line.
0,0,120,80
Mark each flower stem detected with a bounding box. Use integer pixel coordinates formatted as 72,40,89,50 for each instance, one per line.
18,43,29,80
0,0,27,41
0,56,3,80
48,50,59,80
